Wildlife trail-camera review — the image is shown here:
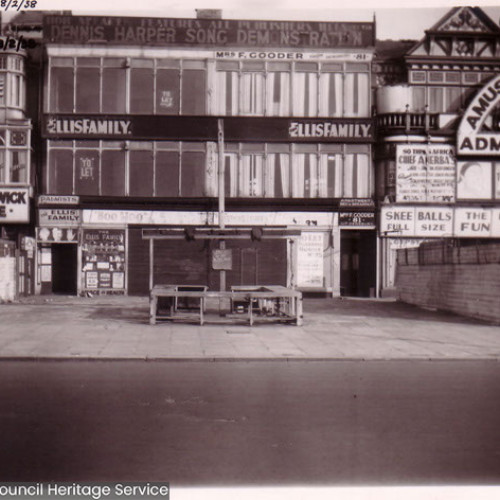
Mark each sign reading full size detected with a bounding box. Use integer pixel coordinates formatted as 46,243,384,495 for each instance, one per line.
457,74,500,155
44,16,374,49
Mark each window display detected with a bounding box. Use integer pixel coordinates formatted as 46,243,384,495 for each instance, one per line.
82,229,126,294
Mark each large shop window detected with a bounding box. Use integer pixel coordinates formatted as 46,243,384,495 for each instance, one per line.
47,57,206,115
293,66,318,117
218,144,372,199
344,69,370,117
76,58,100,113
102,59,127,114
130,59,154,114
75,148,100,195
156,60,180,115
101,148,126,196
155,148,180,196
215,61,370,117
49,58,74,113
181,61,206,115
181,148,206,197
48,148,73,194
129,145,154,197
46,141,209,197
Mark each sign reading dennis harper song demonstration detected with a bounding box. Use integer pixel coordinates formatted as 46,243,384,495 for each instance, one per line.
44,15,374,48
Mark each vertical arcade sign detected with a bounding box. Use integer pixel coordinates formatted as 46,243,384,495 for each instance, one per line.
457,74,500,155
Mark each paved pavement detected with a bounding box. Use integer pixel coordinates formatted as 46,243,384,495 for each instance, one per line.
0,295,499,360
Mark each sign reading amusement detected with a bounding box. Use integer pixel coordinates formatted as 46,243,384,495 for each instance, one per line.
43,15,375,49
457,74,500,155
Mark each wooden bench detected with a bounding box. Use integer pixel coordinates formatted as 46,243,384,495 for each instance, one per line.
150,285,303,326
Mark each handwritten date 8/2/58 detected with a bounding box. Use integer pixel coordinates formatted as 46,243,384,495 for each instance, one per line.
1,0,37,11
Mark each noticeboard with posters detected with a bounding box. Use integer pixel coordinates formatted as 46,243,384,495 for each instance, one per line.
396,145,455,203
81,229,126,294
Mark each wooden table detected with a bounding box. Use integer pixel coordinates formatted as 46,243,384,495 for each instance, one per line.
150,285,303,326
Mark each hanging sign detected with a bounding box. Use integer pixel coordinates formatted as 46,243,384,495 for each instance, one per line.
212,249,233,270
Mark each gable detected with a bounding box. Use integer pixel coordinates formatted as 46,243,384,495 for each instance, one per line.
407,7,500,59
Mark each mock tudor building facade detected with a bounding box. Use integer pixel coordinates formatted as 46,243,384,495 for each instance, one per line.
375,6,500,294
36,12,377,297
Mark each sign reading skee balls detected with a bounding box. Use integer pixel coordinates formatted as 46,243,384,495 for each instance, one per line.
37,227,78,243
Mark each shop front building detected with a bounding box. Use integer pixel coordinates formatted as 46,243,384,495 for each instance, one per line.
37,12,376,297
0,33,33,300
375,6,500,294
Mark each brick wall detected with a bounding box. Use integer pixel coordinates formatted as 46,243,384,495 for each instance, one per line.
396,241,500,323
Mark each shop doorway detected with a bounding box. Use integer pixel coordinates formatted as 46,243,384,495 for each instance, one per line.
51,244,78,295
340,230,376,297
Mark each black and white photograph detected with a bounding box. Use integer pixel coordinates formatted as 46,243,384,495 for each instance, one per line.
1,0,500,499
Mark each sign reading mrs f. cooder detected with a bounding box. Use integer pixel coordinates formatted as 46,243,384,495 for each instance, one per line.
457,74,500,155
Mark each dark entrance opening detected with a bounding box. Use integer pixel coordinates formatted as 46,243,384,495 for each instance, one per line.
340,230,376,297
52,244,78,295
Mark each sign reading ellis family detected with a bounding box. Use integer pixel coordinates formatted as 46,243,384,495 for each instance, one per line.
289,121,372,139
457,74,500,155
44,15,374,49
46,117,132,137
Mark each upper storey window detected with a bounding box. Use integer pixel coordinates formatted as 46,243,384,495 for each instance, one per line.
215,60,370,117
0,54,26,111
47,56,370,118
0,129,30,185
47,57,207,115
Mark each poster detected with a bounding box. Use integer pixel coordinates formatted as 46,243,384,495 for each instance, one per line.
396,145,455,203
296,232,324,287
456,161,493,200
